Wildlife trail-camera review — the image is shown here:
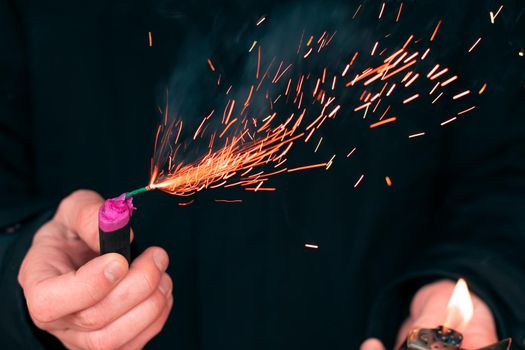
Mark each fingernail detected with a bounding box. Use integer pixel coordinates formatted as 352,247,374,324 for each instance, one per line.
104,261,125,283
361,339,385,350
153,250,168,271
158,275,172,296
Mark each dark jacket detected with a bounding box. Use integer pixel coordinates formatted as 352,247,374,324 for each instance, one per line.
1,0,524,349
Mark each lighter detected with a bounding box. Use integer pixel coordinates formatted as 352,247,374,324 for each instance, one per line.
399,326,511,350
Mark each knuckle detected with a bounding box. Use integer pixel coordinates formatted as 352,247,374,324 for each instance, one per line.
26,289,54,324
86,332,115,350
149,320,167,342
148,291,167,316
73,308,107,331
138,272,157,295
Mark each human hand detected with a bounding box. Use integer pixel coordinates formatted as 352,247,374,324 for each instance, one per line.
18,190,173,350
361,280,498,350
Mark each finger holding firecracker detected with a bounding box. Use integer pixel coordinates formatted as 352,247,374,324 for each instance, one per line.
18,190,173,349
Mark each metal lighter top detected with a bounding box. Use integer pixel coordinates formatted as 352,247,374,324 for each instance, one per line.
400,326,511,350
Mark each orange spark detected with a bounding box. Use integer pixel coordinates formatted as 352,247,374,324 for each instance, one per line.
396,3,403,22
453,90,471,100
207,58,216,72
479,83,487,94
440,117,457,126
430,20,442,41
288,163,327,173
403,94,420,104
370,117,397,128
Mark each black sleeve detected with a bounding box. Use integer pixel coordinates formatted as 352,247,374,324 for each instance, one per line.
367,2,525,348
0,0,60,348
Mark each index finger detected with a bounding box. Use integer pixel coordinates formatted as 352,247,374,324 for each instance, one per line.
54,190,105,252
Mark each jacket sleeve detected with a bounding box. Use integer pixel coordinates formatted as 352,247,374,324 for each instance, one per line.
0,0,61,348
367,2,525,348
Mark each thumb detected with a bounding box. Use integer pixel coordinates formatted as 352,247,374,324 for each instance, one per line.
23,253,129,323
361,338,386,350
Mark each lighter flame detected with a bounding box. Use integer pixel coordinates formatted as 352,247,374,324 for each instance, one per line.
444,278,474,331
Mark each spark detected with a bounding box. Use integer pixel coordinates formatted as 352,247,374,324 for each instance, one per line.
214,199,243,203
328,105,341,118
405,73,419,87
288,163,327,173
432,92,444,104
385,176,392,186
421,48,430,60
207,58,216,72
148,31,153,47
371,41,379,56
441,75,458,87
403,94,420,104
479,83,487,94
430,20,442,41
408,132,426,138
404,52,419,63
249,41,257,52
468,37,482,53
379,2,386,19
396,3,403,22
489,5,503,23
245,187,276,192
427,64,440,78
453,90,471,100
354,174,365,188
326,155,336,170
429,82,441,95
256,46,261,79
352,4,362,19
458,106,476,115
256,16,266,26
304,47,313,58
402,35,414,50
314,137,323,152
440,117,457,126
347,147,357,158
386,84,396,96
370,117,397,128
304,244,319,249
430,68,449,80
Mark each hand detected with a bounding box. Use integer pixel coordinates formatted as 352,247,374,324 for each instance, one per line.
18,190,173,350
361,280,498,350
